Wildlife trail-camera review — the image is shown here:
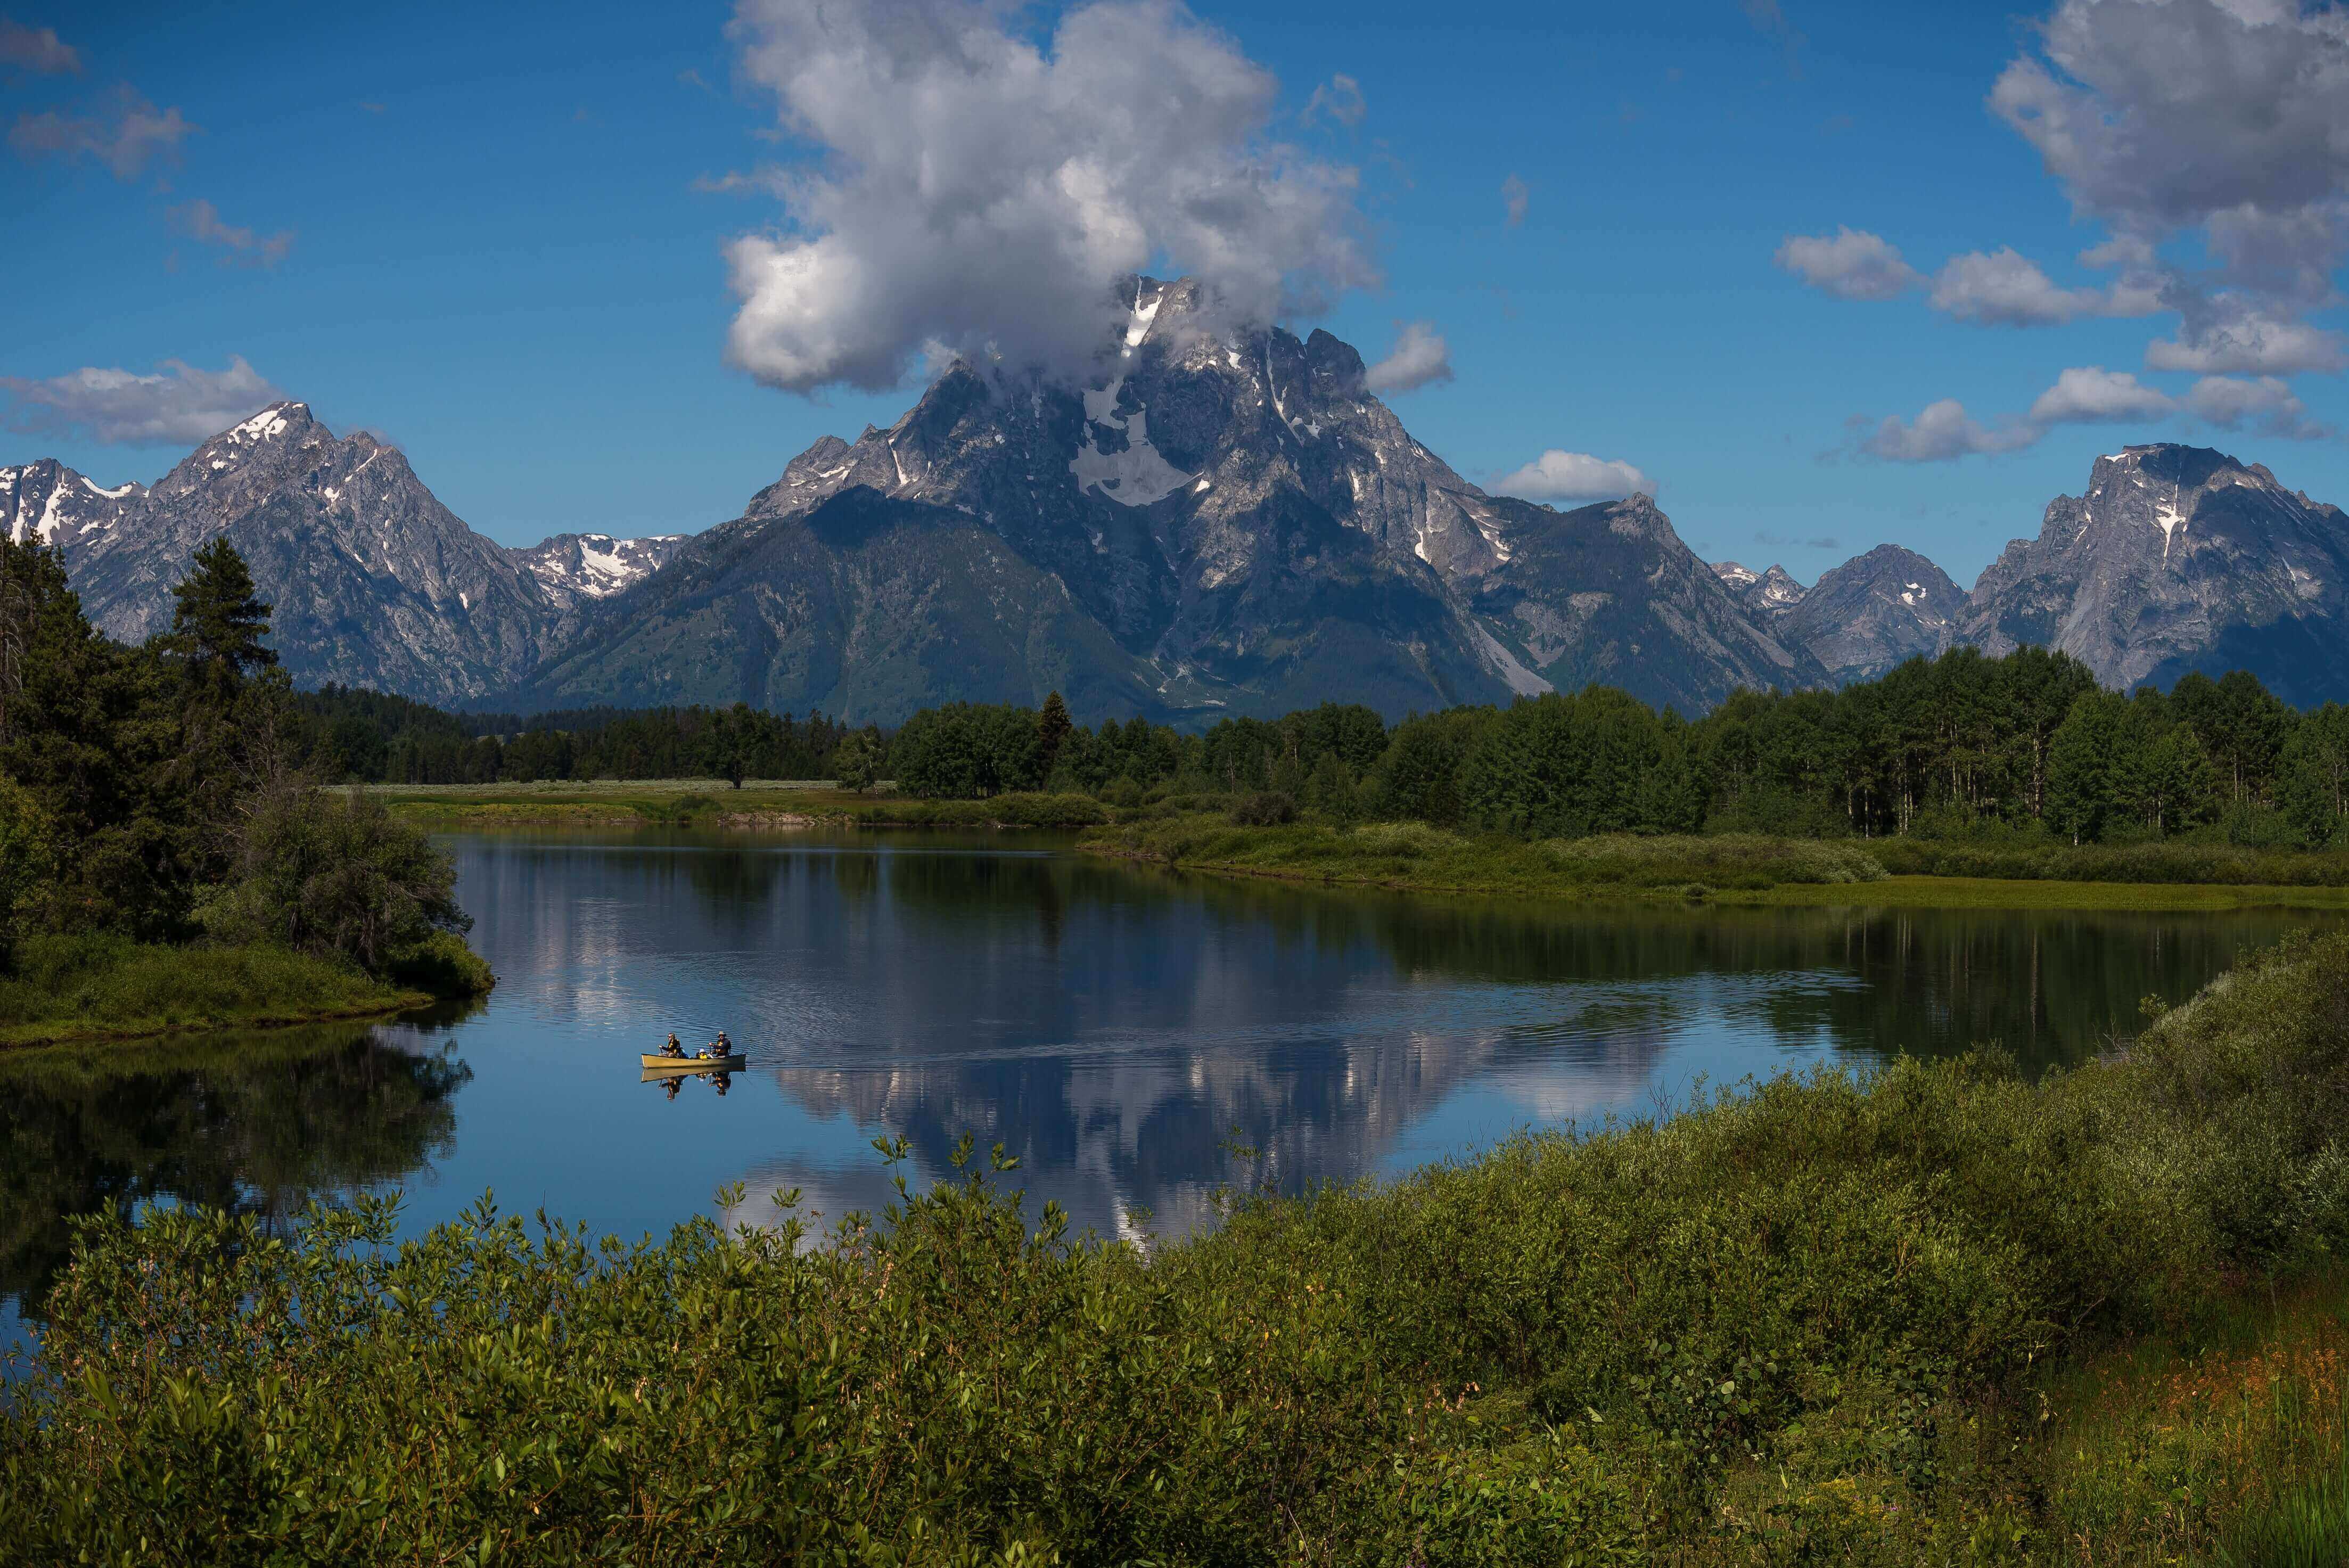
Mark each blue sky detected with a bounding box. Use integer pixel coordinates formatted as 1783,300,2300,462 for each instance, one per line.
4,0,2344,588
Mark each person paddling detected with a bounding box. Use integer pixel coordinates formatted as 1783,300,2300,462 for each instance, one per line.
661,1032,685,1060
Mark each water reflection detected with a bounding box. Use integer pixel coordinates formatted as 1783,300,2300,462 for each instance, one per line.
0,1015,474,1309
4,828,2340,1329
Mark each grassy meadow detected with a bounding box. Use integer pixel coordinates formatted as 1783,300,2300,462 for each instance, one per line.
8,932,2349,1562
0,932,456,1049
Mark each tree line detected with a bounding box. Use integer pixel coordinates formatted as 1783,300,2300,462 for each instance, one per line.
0,537,475,981
280,638,2349,849
885,650,2349,848
292,688,859,789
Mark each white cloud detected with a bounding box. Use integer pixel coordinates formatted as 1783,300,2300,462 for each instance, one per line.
2183,374,2327,439
1852,399,2040,462
721,0,1375,394
2026,365,2175,423
1928,247,2146,326
2145,302,2347,374
1492,450,1654,503
1775,226,1921,301
0,19,79,74
1991,0,2349,261
168,199,293,269
1364,321,1451,393
0,356,285,446
8,85,192,179
1501,173,1528,227
1987,0,2349,365
1302,72,1366,128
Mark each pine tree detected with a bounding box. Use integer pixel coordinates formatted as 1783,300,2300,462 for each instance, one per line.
1037,691,1073,778
166,538,276,703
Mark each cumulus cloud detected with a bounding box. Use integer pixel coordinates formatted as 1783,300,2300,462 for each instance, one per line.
1851,399,2040,462
2145,301,2347,375
9,85,192,179
1775,227,1921,301
1492,450,1655,503
1,356,285,446
1927,247,2150,326
167,199,293,269
1364,321,1452,393
0,18,79,74
1302,72,1366,128
720,0,1376,394
2026,365,2175,423
2183,374,2328,439
1501,173,1528,227
1990,0,2349,268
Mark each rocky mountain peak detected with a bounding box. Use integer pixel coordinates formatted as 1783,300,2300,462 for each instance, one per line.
1,458,145,548
1778,543,1961,684
1959,442,2349,703
1714,560,1806,614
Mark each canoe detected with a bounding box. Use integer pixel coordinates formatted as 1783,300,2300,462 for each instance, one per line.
640,1053,746,1072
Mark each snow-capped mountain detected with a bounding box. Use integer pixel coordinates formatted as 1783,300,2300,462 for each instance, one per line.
515,532,690,611
1712,561,1808,615
1957,444,2349,705
518,276,1818,721
1778,545,1965,684
19,403,693,704
1,459,143,548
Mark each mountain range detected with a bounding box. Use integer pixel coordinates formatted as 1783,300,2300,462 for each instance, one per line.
9,279,2348,720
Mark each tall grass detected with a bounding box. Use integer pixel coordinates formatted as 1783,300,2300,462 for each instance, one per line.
1088,818,1886,897
0,932,425,1047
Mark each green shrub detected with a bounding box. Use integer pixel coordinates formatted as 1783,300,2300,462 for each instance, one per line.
9,936,2349,1561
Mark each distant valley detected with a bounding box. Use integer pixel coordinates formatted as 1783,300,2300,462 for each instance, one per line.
10,279,2349,719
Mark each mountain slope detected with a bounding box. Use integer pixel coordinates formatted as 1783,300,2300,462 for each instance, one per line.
63,404,563,703
1,459,143,549
521,277,1813,721
1780,544,1963,683
1958,444,2349,705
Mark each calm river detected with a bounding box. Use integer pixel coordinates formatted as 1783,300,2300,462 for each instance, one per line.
5,827,2342,1333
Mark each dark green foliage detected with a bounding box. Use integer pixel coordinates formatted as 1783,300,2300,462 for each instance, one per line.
1036,688,1073,777
10,935,2349,1562
0,536,488,1004
291,689,852,785
201,785,474,979
829,728,882,792
890,702,1046,797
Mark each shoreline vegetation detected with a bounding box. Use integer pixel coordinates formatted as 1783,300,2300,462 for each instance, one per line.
0,537,494,1054
0,933,460,1051
9,933,2349,1560
376,778,2349,911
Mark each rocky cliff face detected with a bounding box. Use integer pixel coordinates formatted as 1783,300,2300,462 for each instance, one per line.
514,532,691,612
1780,544,1964,683
1,459,142,549
17,404,694,705
1957,444,2349,705
63,404,563,703
1712,561,1806,616
522,277,1815,721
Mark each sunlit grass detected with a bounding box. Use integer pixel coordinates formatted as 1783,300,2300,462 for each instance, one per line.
0,932,427,1049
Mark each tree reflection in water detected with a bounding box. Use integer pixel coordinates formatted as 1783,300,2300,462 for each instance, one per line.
0,1010,474,1313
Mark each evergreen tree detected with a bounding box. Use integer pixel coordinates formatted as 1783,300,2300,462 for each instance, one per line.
165,538,276,704
1037,691,1073,778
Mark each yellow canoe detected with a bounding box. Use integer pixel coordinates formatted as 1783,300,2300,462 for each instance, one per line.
640,1053,746,1072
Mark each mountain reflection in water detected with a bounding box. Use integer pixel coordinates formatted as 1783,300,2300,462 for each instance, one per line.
5,827,2339,1327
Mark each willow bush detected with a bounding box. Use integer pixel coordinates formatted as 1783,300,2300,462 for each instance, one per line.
7,934,2349,1564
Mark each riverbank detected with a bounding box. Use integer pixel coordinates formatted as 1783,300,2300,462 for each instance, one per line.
6,932,2347,1561
0,932,484,1050
373,779,1108,828
1080,818,2349,912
